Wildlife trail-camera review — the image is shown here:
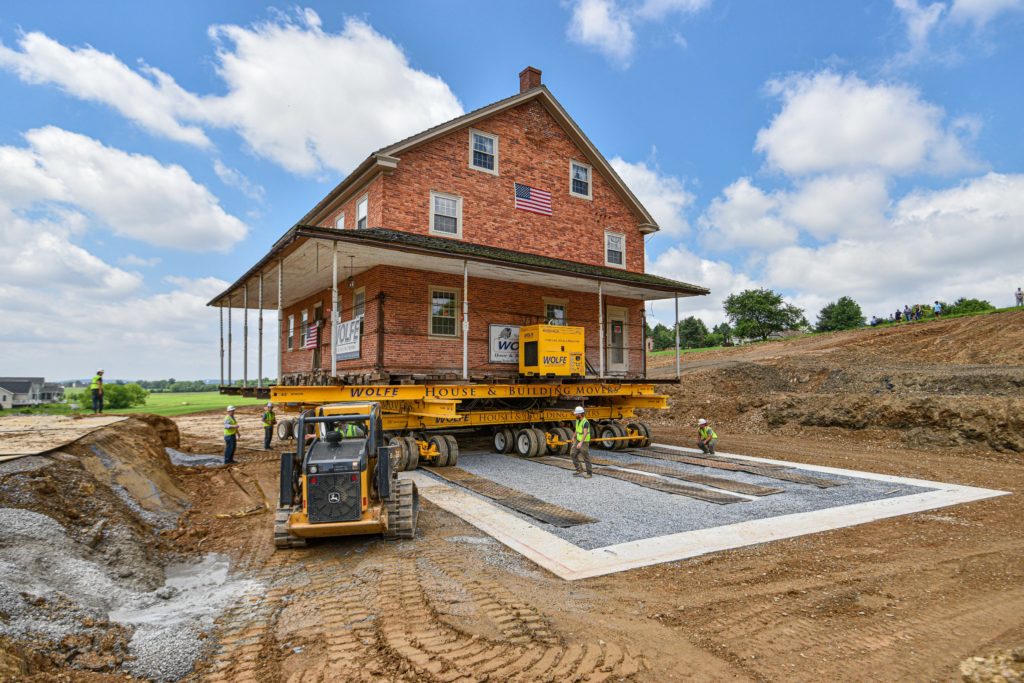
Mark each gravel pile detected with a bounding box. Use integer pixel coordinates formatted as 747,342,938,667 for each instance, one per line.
425,446,935,550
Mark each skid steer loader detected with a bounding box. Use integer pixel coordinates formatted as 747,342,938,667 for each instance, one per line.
274,402,419,549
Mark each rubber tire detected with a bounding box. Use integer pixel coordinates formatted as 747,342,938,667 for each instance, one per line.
635,422,652,447
384,480,419,540
494,428,514,454
551,427,572,455
599,424,620,450
403,436,420,471
388,436,408,472
530,428,548,457
611,423,629,451
427,435,449,467
515,428,539,457
277,419,294,441
443,435,459,467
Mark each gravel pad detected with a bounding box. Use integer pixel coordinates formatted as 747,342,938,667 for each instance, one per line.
424,448,937,550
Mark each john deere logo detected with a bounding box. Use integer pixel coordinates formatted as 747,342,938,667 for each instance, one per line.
328,491,341,503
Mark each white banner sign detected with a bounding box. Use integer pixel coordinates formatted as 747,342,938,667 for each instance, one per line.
488,324,520,363
334,318,362,361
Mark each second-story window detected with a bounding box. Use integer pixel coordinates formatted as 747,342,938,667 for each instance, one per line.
287,315,295,350
353,288,365,319
300,309,309,346
356,195,368,229
605,231,625,268
334,212,345,229
469,129,498,174
430,191,462,237
570,160,592,199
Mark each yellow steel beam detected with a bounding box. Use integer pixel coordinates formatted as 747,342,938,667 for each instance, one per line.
271,382,661,404
380,406,636,431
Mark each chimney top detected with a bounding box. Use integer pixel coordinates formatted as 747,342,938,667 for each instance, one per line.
519,66,542,93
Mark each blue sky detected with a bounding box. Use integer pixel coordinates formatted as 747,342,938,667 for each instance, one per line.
1,0,1022,379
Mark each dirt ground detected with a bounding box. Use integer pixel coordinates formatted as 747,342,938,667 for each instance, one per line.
3,311,1022,682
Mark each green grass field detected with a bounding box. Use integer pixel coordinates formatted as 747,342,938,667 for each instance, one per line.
1,391,264,418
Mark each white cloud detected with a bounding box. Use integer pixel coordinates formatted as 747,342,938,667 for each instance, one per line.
762,173,1024,314
635,0,711,19
119,254,162,268
949,0,1024,24
0,12,464,176
610,156,694,234
781,173,890,239
213,160,265,203
755,71,977,176
1,126,247,252
893,0,946,55
646,244,757,325
0,31,208,146
698,178,798,249
567,0,636,64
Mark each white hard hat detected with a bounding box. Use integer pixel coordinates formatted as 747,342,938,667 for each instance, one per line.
698,418,707,425
227,405,236,411
574,406,585,414
266,402,273,408
97,369,104,373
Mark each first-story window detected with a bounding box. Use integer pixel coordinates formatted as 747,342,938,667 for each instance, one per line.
605,230,625,268
430,191,462,237
356,195,368,229
545,301,567,326
429,287,459,337
287,315,295,350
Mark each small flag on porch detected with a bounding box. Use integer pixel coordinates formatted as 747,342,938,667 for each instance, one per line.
304,321,319,349
514,183,552,216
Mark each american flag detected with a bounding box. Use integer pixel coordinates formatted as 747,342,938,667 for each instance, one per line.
304,321,319,349
514,183,552,216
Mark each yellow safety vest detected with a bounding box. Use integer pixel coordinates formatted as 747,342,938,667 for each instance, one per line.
224,416,238,437
574,418,591,442
699,426,717,440
262,410,276,427
90,375,102,390
339,422,359,438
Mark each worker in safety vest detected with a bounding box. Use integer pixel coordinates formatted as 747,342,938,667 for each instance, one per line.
262,403,276,450
224,406,239,465
336,420,364,438
89,370,104,414
570,406,593,479
697,418,718,455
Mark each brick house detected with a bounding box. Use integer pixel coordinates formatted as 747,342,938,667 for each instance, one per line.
209,67,707,386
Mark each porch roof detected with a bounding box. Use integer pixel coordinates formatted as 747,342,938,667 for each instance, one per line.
208,227,708,310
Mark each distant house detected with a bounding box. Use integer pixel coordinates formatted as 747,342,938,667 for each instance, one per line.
0,377,64,407
0,387,12,410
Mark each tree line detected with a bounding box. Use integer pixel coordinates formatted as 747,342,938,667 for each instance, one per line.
646,288,998,352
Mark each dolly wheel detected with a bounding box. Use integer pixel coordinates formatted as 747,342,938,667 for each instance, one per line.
387,436,408,471
494,428,514,454
443,435,459,467
403,436,420,471
515,428,540,457
384,480,419,540
551,427,572,455
636,422,652,447
427,435,450,467
273,508,307,550
530,428,548,457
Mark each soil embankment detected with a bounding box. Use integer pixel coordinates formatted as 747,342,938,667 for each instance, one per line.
649,309,1024,455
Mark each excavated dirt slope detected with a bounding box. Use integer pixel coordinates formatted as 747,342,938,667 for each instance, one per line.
648,309,1024,455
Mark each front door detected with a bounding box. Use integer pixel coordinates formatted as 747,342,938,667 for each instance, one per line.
606,306,628,374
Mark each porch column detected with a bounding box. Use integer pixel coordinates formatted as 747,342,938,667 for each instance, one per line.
331,245,339,379
227,295,232,386
277,259,284,383
219,305,224,387
598,281,605,378
674,295,681,380
243,284,249,388
641,303,647,378
258,273,264,388
462,260,469,380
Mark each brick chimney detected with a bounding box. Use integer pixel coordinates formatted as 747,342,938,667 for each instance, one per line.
519,66,542,93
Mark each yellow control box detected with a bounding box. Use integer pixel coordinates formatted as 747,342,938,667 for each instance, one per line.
519,325,585,377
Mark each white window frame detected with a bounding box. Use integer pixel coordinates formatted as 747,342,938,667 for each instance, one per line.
334,211,345,230
300,309,309,347
570,160,592,200
428,286,460,338
543,298,568,326
287,314,295,350
605,230,626,269
468,128,499,175
356,195,368,230
353,287,366,320
429,191,463,238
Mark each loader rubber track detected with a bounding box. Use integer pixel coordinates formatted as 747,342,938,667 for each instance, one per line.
384,479,418,539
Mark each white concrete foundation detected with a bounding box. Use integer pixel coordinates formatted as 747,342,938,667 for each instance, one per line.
404,444,1009,581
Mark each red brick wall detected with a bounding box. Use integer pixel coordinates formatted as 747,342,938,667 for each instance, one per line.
280,264,645,378
379,100,646,272
320,173,384,230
